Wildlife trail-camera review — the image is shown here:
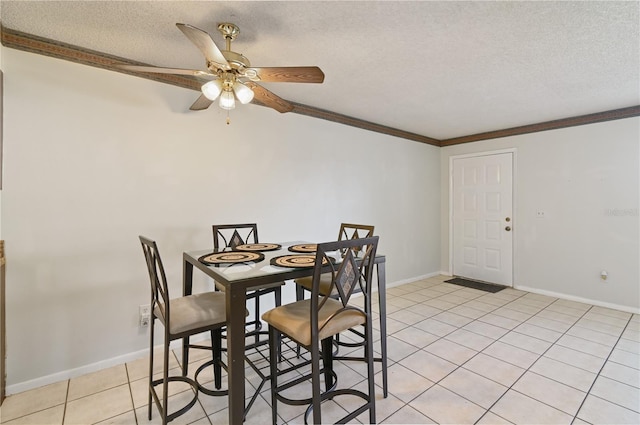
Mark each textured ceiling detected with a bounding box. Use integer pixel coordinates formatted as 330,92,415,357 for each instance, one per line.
1,1,638,140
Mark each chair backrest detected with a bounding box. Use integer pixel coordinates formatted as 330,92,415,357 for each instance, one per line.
212,223,259,251
311,236,379,332
338,223,375,257
338,223,375,241
139,236,171,322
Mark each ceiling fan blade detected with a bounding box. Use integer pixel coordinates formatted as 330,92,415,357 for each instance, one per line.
245,82,294,113
189,94,214,111
176,23,231,71
115,64,215,77
247,67,325,83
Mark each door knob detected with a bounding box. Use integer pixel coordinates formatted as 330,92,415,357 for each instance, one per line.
505,226,511,231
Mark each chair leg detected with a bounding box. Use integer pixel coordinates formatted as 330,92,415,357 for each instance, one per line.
162,335,170,425
148,316,155,420
311,338,322,425
275,287,283,361
211,329,222,390
275,286,282,307
254,295,261,346
295,286,304,358
182,336,190,376
321,337,334,392
295,284,304,302
365,319,376,424
268,325,279,425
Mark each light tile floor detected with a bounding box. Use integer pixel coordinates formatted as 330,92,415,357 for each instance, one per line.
2,275,639,424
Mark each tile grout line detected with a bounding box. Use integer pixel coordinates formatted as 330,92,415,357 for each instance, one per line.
430,287,540,424
369,283,530,423
472,297,596,424
408,286,629,423
429,284,537,423
344,279,472,424
570,311,639,422
123,363,139,425
62,379,69,425
487,300,638,422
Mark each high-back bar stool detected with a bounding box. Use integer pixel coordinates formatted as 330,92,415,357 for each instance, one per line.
212,223,284,347
263,236,379,424
139,236,230,425
293,223,388,397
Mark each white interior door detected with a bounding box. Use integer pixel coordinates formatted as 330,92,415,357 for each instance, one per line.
452,152,513,286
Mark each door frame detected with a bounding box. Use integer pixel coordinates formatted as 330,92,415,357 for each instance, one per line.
448,148,517,286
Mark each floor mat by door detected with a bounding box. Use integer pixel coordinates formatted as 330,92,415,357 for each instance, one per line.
444,277,506,293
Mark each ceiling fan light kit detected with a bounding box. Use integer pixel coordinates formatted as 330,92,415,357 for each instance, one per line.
201,79,223,100
115,21,324,123
219,89,236,110
232,81,254,104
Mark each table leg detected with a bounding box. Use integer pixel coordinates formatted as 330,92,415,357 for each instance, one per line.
227,284,247,424
182,259,194,376
376,261,388,397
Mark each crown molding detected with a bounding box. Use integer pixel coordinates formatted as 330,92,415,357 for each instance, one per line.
289,102,441,146
441,105,640,146
1,26,202,92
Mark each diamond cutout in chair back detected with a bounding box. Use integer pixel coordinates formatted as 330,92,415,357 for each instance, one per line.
351,230,362,255
339,224,374,257
229,230,245,250
335,249,359,306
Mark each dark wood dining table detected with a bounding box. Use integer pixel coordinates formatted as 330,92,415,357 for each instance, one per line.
182,241,387,424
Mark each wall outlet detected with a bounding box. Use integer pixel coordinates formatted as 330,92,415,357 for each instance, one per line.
536,210,546,218
139,304,151,327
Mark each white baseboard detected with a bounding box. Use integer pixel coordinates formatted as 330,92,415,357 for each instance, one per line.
6,348,146,396
386,271,443,289
515,285,640,315
5,335,208,396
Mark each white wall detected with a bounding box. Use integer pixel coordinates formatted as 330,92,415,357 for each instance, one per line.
2,48,441,390
441,118,640,311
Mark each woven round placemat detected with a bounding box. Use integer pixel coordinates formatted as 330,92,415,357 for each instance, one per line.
199,251,265,265
288,244,317,253
270,254,333,268
235,243,282,252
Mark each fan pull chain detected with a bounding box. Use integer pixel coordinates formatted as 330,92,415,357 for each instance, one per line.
226,110,231,125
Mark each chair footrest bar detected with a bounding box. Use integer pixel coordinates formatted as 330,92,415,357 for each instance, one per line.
194,359,229,397
274,368,338,406
150,376,199,423
335,339,365,348
302,388,371,425
334,355,383,362
336,328,366,349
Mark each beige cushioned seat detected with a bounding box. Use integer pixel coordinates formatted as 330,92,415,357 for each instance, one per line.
154,292,230,335
262,298,365,347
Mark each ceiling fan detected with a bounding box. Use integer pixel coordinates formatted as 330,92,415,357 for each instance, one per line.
116,23,324,116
